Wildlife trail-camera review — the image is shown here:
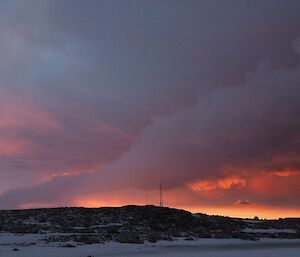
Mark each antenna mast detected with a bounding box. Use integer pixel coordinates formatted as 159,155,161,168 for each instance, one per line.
160,182,163,207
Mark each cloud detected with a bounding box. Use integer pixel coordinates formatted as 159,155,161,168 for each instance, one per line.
1,45,300,209
189,176,246,192
234,200,252,205
0,1,299,213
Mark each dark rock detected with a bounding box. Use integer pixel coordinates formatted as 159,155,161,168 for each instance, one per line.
184,237,195,241
0,205,299,244
115,232,144,244
62,243,76,248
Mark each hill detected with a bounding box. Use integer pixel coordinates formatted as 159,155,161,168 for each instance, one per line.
0,205,299,244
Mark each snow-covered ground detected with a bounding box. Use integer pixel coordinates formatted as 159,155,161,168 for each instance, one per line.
242,228,297,234
1,233,300,257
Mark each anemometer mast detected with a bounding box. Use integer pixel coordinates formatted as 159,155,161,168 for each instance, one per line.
160,182,164,207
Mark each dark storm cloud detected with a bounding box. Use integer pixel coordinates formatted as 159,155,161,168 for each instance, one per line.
1,48,300,209
0,0,300,209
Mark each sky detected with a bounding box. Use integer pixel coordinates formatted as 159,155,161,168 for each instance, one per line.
0,0,300,219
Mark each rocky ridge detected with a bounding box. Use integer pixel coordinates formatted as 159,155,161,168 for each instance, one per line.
0,205,299,244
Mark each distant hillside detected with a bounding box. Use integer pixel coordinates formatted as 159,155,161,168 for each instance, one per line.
0,205,299,244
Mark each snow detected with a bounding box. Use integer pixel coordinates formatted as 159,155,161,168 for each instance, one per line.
1,234,300,257
243,228,297,234
73,227,87,230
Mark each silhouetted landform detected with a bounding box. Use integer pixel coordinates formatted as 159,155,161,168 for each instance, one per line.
0,205,299,244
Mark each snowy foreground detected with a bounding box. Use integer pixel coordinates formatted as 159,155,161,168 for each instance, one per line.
1,234,300,257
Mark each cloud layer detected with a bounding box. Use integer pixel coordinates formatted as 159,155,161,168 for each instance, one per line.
0,0,300,217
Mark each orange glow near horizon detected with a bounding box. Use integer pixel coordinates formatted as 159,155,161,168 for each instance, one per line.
74,200,300,220
14,167,300,220
182,205,300,219
74,194,300,220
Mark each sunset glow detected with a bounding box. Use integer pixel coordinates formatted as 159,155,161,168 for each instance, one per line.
0,0,299,220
